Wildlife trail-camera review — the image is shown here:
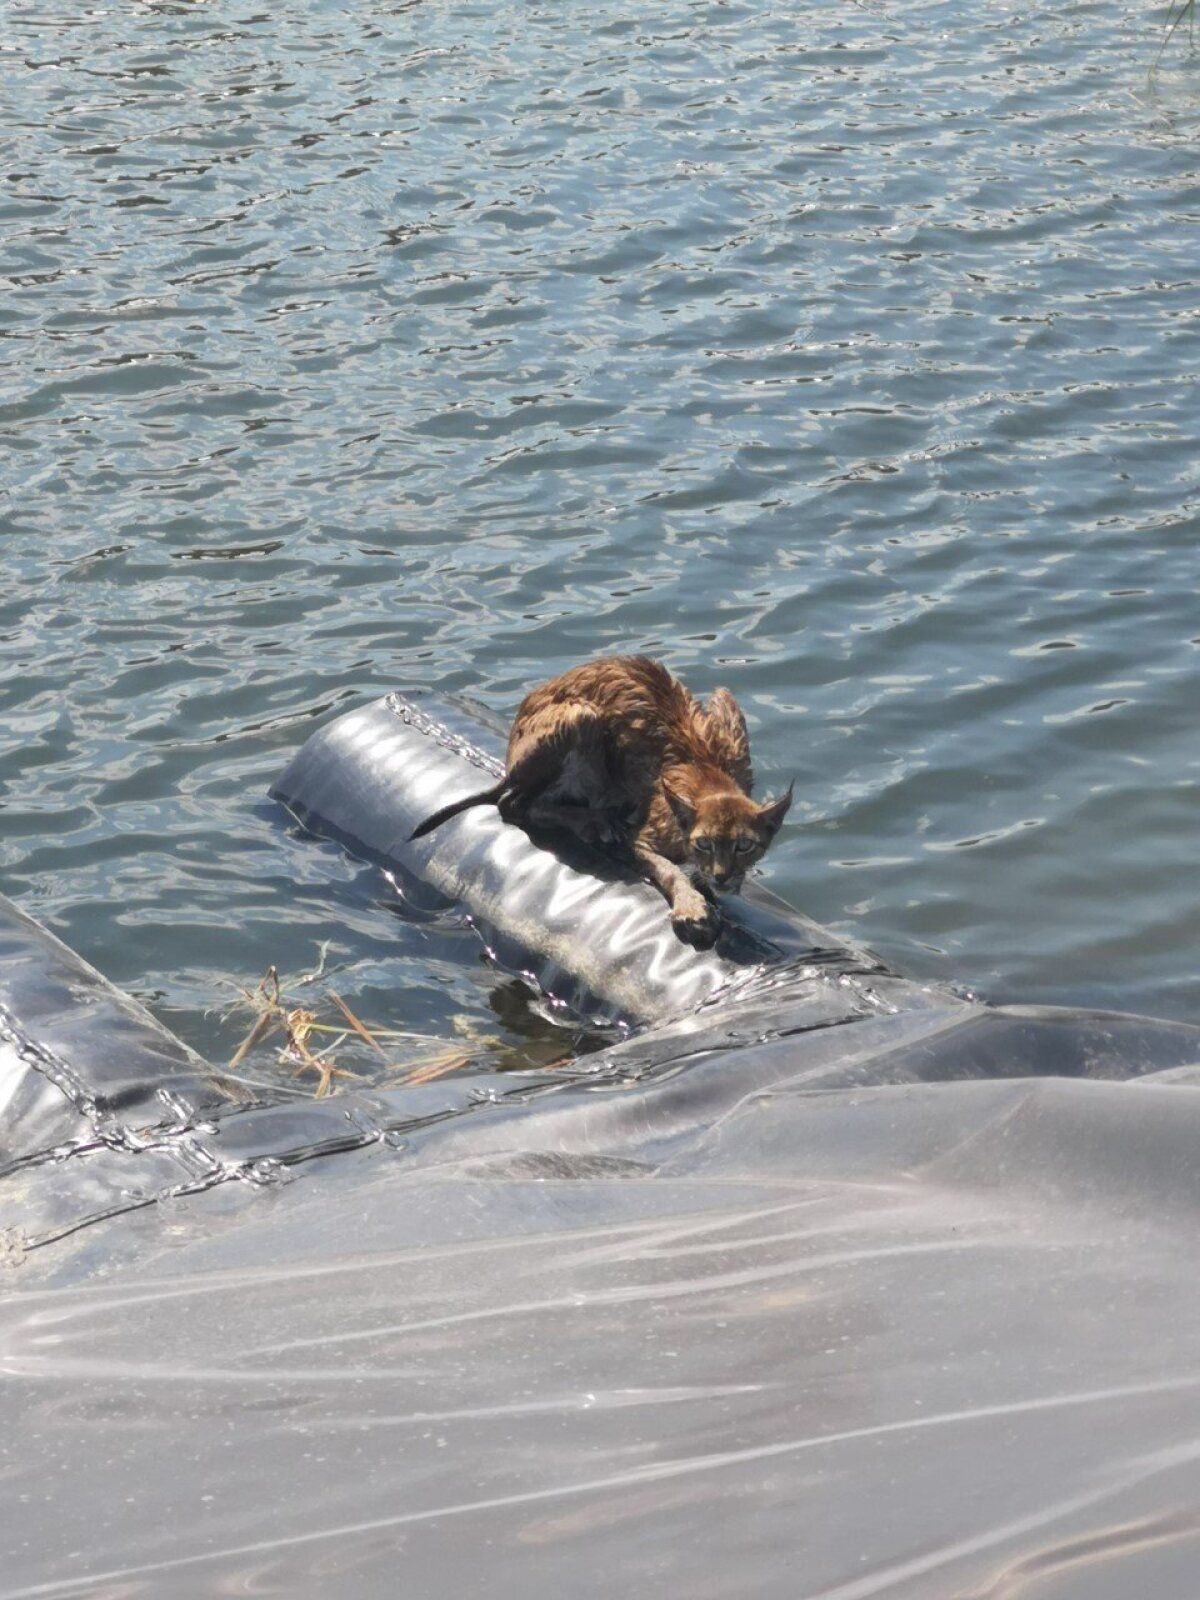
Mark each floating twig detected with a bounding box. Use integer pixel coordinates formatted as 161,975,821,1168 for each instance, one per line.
328,989,387,1055
229,1010,279,1070
222,949,475,1098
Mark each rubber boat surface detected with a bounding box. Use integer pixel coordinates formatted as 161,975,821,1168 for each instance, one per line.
2,691,1200,1600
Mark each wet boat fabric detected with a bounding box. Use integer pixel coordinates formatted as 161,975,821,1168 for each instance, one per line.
2,695,1200,1598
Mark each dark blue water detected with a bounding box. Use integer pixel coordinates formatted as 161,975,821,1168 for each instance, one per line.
2,1,1197,1086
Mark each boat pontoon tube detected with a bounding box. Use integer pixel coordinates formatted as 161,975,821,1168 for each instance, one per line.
3,694,1200,1597
269,691,892,1028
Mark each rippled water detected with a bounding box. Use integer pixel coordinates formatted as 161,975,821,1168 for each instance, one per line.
2,0,1197,1083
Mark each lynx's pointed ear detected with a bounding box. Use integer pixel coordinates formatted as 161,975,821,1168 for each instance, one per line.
663,783,697,834
758,782,793,839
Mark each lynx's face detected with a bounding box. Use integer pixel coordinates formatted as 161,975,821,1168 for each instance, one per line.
666,787,793,893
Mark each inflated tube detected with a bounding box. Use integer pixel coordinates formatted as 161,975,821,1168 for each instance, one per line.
270,692,879,1028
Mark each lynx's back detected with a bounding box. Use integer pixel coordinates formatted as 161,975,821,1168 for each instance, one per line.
510,655,751,795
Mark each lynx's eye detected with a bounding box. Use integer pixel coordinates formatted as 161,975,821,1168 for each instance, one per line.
694,837,715,855
735,837,756,855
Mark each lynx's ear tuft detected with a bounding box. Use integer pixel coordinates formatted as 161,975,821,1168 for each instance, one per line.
663,783,697,834
758,782,793,838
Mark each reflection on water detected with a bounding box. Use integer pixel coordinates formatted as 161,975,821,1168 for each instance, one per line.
1,0,1197,1085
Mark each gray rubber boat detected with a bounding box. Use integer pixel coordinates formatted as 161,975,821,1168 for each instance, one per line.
2,691,1199,1600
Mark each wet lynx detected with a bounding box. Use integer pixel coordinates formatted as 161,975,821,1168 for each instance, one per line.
411,656,792,949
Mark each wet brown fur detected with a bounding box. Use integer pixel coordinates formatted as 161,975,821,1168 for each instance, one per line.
410,656,791,949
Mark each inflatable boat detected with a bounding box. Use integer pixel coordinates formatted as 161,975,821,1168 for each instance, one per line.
2,692,1199,1599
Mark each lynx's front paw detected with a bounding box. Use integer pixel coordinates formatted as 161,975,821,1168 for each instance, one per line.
671,894,721,951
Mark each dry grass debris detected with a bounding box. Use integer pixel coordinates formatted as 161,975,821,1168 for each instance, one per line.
222,955,472,1098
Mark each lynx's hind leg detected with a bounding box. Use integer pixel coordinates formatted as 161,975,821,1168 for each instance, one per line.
503,700,610,822
525,800,626,846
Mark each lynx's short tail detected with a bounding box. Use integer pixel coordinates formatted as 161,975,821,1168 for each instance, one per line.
408,778,507,841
